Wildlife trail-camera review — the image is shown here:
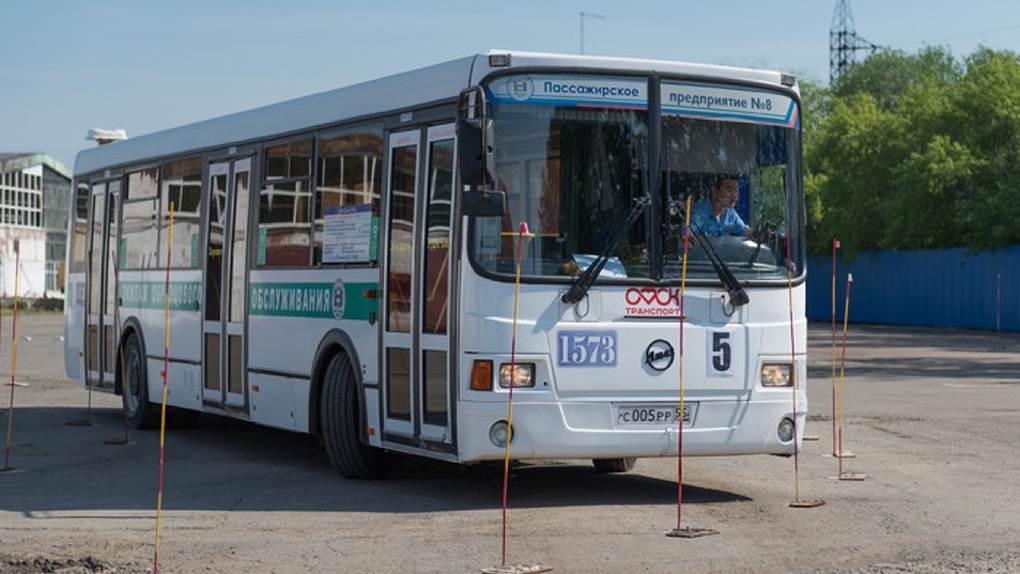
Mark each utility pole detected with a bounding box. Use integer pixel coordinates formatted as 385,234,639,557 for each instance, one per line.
580,11,606,55
829,0,880,83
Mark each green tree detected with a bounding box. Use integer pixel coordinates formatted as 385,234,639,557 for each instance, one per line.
804,46,1020,256
810,92,904,255
831,46,960,109
944,48,1020,249
798,78,830,254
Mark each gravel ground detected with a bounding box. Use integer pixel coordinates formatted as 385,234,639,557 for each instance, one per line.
1,314,1018,573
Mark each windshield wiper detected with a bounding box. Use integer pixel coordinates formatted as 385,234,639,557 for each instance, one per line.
561,195,649,305
671,200,749,307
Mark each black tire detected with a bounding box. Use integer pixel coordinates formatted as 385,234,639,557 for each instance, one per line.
121,332,160,430
592,457,637,473
320,353,393,479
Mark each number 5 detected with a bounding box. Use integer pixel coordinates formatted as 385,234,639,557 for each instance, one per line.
710,331,732,375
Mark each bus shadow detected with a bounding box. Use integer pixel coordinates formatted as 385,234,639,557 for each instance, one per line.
1,406,748,516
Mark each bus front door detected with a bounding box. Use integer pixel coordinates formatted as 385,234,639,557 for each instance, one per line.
418,125,456,446
202,158,252,414
381,125,456,452
85,179,120,391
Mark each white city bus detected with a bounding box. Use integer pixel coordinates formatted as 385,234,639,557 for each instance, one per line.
64,50,807,478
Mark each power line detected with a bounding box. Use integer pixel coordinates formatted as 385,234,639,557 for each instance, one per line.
905,24,1020,48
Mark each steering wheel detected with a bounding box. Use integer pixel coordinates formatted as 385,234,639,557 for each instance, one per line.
748,220,781,265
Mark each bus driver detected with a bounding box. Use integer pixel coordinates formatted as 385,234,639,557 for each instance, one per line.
691,173,749,236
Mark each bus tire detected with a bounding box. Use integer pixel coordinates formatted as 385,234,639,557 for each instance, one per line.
321,353,393,479
121,332,160,430
592,457,636,473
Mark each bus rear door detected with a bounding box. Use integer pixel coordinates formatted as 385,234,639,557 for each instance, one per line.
202,158,253,413
85,179,120,390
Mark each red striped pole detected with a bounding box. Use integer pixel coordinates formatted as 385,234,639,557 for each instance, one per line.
153,203,174,574
2,240,22,471
666,198,718,536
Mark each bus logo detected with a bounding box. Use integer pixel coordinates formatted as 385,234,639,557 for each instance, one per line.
624,287,681,317
509,76,534,101
644,339,674,372
332,279,345,320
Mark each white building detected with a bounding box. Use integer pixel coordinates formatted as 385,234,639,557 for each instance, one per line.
0,153,71,302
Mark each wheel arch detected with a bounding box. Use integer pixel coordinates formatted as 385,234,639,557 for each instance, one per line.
309,329,367,440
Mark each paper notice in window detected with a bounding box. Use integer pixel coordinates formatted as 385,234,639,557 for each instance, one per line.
323,204,373,263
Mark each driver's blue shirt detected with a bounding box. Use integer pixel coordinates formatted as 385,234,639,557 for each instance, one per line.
690,198,748,236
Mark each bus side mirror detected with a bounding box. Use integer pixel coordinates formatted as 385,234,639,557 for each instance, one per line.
456,87,493,188
461,189,505,217
457,87,503,217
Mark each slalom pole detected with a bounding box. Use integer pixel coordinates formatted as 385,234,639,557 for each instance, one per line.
485,222,549,574
153,203,174,574
2,240,22,472
67,368,95,427
838,274,850,474
66,379,94,426
831,240,839,455
103,246,130,444
788,231,823,508
836,273,864,481
666,197,718,538
676,198,691,528
70,254,122,428
103,345,130,445
996,273,1002,348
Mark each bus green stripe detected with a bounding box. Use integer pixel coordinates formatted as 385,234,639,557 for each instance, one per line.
118,280,378,320
248,281,377,320
119,281,202,311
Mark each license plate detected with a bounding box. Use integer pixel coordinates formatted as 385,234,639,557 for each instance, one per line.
615,403,696,427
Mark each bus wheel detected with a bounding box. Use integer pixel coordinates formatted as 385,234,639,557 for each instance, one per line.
321,353,393,479
592,458,636,473
122,332,160,430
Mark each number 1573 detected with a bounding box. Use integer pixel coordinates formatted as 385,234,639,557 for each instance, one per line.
557,331,617,367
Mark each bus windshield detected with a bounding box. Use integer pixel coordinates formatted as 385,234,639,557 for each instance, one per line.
470,75,803,284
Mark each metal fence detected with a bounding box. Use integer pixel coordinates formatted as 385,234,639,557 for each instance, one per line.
806,245,1020,332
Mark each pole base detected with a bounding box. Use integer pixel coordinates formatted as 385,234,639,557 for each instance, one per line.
103,437,129,445
789,499,825,508
803,435,820,441
665,526,719,538
839,472,867,481
481,564,553,573
831,450,855,458
66,419,93,426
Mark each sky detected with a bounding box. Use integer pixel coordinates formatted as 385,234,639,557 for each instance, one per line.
3,0,1020,171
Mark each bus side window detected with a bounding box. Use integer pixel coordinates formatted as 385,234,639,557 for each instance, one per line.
161,158,203,269
259,140,313,267
314,128,383,264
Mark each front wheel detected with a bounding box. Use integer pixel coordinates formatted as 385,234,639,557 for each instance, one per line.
592,457,636,473
320,353,393,479
121,332,160,429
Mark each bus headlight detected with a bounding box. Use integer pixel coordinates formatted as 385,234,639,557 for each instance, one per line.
499,363,535,388
761,363,793,387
